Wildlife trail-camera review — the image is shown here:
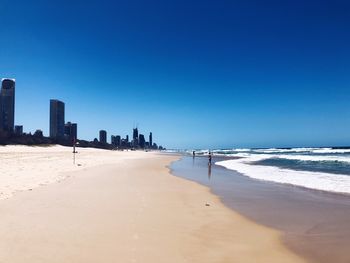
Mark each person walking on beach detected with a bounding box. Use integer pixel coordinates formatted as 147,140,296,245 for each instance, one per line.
208,151,212,166
193,151,196,158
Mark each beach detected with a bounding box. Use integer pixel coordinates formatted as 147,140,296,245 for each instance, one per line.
171,155,350,263
0,146,305,262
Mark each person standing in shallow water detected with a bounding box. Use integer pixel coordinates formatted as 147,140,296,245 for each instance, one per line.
208,151,212,165
193,151,195,158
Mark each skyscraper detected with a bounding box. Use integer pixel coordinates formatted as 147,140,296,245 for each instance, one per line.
110,135,121,147
64,122,77,143
149,132,152,148
139,134,145,148
0,78,15,132
50,99,65,138
99,130,107,144
133,128,138,140
111,135,116,145
133,128,139,147
116,135,121,146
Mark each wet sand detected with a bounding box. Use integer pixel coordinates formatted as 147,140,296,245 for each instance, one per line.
0,151,305,263
171,156,350,263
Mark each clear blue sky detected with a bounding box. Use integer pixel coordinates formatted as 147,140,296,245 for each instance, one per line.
1,0,349,149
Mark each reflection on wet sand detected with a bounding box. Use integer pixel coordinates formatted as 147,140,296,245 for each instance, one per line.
208,163,212,180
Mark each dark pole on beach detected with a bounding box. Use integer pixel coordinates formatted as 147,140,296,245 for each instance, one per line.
206,150,212,207
73,141,76,165
73,138,77,165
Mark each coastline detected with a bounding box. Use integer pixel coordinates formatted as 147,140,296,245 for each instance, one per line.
0,148,304,262
171,155,350,263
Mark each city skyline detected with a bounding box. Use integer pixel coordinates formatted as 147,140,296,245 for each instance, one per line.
1,1,350,149
1,77,160,148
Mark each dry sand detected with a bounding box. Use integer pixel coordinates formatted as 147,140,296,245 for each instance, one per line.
0,147,306,262
0,145,140,199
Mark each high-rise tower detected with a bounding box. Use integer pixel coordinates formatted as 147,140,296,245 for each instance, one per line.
99,130,107,144
133,127,139,147
50,99,65,138
133,127,138,141
149,132,153,148
0,78,15,132
64,122,77,142
139,134,145,148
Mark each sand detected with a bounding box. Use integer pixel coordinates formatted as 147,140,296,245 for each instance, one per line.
0,146,306,262
0,145,139,200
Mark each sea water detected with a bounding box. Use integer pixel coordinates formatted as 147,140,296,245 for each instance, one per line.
185,148,350,194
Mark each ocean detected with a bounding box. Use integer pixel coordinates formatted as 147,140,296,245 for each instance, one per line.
183,147,350,194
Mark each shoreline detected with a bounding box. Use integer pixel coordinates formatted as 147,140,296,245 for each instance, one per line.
0,149,304,262
171,155,350,263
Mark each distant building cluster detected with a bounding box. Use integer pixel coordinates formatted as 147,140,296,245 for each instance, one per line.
108,128,160,150
0,78,164,150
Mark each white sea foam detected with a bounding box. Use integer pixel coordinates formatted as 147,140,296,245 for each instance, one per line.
192,149,210,155
164,149,183,153
224,152,350,163
311,148,350,154
216,155,350,194
205,147,350,193
209,149,251,156
189,147,350,156
273,154,350,163
251,148,317,154
248,147,350,154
